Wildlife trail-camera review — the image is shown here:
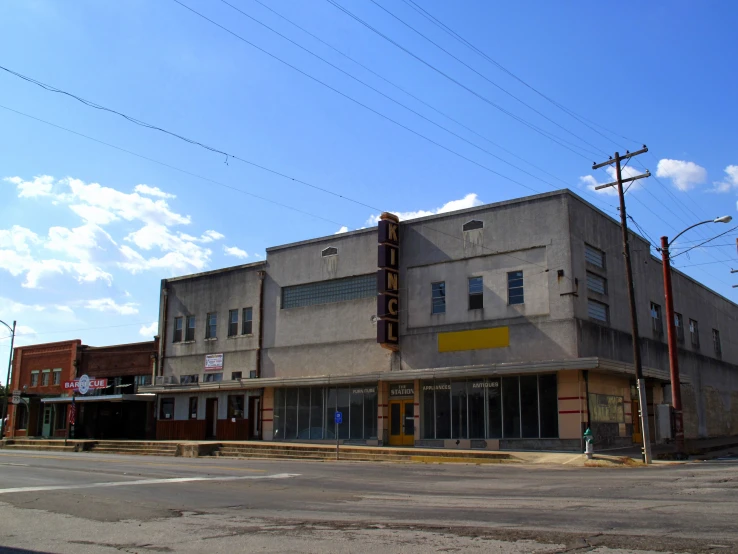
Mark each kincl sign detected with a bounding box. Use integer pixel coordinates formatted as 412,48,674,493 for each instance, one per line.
377,212,400,351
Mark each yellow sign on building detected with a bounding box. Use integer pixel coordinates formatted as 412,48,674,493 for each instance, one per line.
437,327,510,353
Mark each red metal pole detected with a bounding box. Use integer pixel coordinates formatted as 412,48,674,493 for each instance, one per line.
661,236,685,454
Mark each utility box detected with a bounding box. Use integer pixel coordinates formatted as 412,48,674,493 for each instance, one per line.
655,404,672,443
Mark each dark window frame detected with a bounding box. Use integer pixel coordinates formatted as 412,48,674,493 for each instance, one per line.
188,397,198,420
713,329,722,358
468,276,483,310
690,318,700,348
584,243,606,269
160,398,175,420
231,371,242,380
462,220,483,232
204,373,223,383
242,307,253,335
185,315,196,341
431,281,446,314
586,271,607,295
675,312,685,343
228,309,239,337
587,299,609,323
507,270,524,305
206,312,217,339
173,317,183,343
180,374,199,385
650,302,663,337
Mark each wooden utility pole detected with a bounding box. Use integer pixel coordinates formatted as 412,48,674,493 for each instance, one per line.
592,146,652,464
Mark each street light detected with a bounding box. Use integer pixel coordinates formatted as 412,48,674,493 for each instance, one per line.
660,216,732,455
0,319,16,439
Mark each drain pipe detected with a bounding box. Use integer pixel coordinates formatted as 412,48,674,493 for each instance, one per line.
256,270,266,378
156,281,168,382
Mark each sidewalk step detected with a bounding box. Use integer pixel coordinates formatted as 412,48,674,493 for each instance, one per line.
1,444,78,452
88,448,176,456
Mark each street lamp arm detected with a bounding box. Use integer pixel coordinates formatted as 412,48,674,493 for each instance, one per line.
0,319,13,334
668,220,714,247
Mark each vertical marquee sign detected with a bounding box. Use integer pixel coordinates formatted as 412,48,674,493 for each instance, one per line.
377,212,400,351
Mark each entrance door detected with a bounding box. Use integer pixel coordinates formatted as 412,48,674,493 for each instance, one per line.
41,405,53,437
632,400,642,443
389,400,414,446
205,398,218,439
249,397,261,439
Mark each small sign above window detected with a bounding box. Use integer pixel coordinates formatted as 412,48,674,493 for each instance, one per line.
389,383,414,397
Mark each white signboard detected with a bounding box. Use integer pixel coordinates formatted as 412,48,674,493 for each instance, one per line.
11,390,20,405
78,374,91,395
205,353,224,372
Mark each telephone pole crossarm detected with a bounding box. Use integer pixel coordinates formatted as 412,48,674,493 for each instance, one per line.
595,170,651,191
592,146,648,170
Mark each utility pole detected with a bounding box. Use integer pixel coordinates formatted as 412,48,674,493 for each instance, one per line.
592,147,652,464
1,319,16,439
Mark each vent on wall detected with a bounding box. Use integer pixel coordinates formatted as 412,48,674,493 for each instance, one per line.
462,220,484,232
321,246,338,257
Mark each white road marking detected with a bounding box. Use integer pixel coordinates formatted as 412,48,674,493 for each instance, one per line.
0,473,301,494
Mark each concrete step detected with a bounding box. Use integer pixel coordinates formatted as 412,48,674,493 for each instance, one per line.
88,448,176,456
2,444,78,452
217,445,512,459
91,444,177,451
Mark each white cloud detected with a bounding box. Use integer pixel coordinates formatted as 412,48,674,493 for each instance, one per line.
139,321,158,337
367,193,483,224
710,165,738,193
119,225,213,274
223,245,248,259
254,253,263,259
579,165,645,196
335,226,349,234
656,159,707,191
4,175,54,198
84,298,139,315
134,184,176,199
69,204,119,225
0,225,42,254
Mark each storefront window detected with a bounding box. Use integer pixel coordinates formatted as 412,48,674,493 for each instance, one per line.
502,377,521,438
336,388,350,440
520,375,539,438
350,388,364,439
297,388,310,438
228,395,245,419
421,383,435,439
451,381,467,439
310,388,324,439
15,404,29,430
487,379,502,438
285,388,298,439
363,387,378,439
468,381,485,439
160,398,174,420
435,380,451,439
539,374,559,438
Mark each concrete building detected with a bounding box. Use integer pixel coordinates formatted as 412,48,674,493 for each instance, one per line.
6,340,157,439
146,190,738,450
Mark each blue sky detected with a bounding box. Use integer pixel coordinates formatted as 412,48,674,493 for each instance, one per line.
1,0,737,372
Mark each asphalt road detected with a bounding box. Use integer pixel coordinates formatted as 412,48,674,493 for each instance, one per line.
0,450,736,553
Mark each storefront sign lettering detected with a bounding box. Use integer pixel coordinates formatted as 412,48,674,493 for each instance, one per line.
377,213,400,351
63,378,108,392
471,381,499,389
389,383,414,397
351,387,377,395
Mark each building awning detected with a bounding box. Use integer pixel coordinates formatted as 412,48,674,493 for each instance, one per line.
139,357,678,394
40,394,157,404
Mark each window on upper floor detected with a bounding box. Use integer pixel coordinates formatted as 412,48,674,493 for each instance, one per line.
228,309,239,337
41,370,50,387
507,271,524,305
431,282,446,314
231,371,242,380
282,274,376,309
204,372,223,383
588,299,609,323
52,369,62,385
206,312,217,339
585,243,605,269
713,329,722,358
675,313,685,343
242,307,253,335
180,374,199,385
468,276,483,310
30,371,39,387
650,302,663,337
185,316,196,341
173,317,183,343
586,271,607,295
690,319,700,349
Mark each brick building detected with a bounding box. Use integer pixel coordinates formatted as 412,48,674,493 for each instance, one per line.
6,339,158,439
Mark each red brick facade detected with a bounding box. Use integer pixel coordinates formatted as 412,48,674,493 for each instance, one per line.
6,340,80,438
78,340,158,379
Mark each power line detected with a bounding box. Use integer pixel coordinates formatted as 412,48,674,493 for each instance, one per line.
0,104,349,228
671,225,738,260
366,0,609,157
0,64,381,213
400,0,643,148
242,0,574,190
324,0,600,161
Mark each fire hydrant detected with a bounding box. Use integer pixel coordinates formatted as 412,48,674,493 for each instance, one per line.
584,428,594,459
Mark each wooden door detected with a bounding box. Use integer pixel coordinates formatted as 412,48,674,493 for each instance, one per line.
389,400,415,446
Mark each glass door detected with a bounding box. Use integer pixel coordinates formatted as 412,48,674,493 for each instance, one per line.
389,400,415,446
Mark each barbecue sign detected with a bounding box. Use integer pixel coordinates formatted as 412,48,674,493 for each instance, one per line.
63,375,108,394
